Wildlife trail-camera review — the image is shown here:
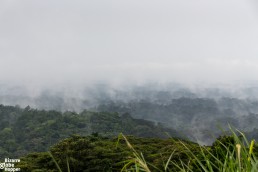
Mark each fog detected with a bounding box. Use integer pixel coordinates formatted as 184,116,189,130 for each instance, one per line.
2,1,258,144
1,0,258,88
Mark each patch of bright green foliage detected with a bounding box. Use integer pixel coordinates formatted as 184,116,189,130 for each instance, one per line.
16,134,198,172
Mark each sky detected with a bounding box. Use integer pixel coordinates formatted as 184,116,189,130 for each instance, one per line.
1,0,258,88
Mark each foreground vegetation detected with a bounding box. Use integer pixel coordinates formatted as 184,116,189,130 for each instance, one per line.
17,134,198,171
14,128,258,172
121,128,258,172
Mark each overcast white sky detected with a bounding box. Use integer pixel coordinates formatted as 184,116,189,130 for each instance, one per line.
1,0,258,87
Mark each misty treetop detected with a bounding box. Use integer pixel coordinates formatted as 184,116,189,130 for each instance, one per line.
0,104,179,158
96,97,258,144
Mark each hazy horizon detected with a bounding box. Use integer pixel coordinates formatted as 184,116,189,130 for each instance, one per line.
1,0,258,88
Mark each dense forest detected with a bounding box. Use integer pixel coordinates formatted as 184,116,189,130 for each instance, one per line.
1,103,258,171
96,97,258,144
16,135,200,171
2,84,258,145
10,132,258,171
0,104,179,158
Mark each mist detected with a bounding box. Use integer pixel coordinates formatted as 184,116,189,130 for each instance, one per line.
1,0,258,87
1,0,258,145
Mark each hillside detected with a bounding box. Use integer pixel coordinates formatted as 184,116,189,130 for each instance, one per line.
0,104,179,158
96,97,258,144
1,104,258,171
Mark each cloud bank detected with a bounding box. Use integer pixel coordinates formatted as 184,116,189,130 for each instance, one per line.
0,0,258,87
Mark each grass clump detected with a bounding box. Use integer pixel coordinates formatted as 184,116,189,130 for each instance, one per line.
118,133,151,172
120,127,258,172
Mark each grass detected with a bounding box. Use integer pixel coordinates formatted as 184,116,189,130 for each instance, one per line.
48,127,258,171
119,126,258,172
48,152,71,172
117,133,152,172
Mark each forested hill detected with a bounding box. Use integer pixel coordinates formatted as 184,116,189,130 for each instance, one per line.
0,104,180,158
96,97,258,144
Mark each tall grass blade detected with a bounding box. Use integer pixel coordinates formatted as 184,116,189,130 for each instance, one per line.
48,151,62,172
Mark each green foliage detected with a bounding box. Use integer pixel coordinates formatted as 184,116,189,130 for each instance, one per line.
17,134,198,172
97,98,258,143
13,128,258,171
176,128,258,172
0,104,179,158
2,104,258,171
120,128,258,172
